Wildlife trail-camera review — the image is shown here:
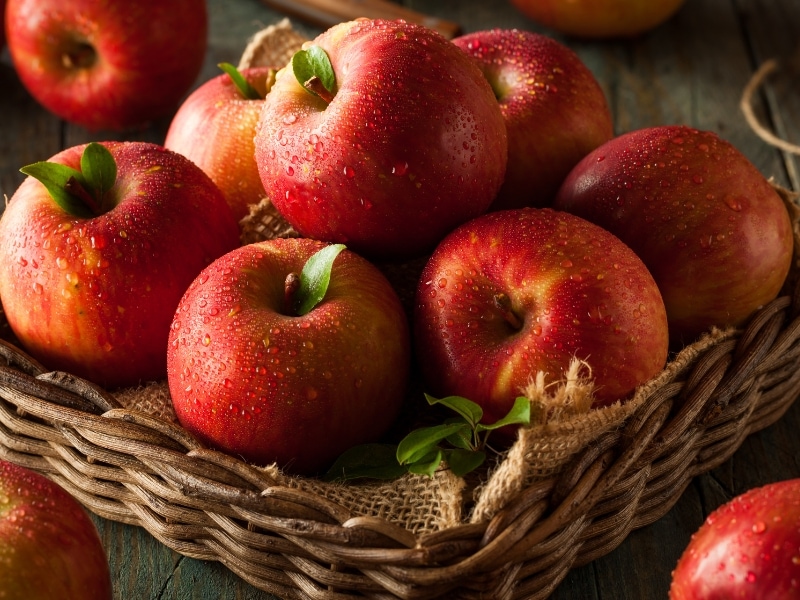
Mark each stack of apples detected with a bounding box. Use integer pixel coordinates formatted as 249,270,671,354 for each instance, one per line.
0,8,797,597
0,16,794,483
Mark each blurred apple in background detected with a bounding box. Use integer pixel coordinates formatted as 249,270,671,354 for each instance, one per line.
254,18,508,261
165,64,277,221
0,459,113,600
0,141,240,389
5,0,208,131
167,239,411,474
414,208,669,428
453,29,613,209
553,125,794,344
511,0,687,39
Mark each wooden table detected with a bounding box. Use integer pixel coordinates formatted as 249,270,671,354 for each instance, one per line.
1,0,799,597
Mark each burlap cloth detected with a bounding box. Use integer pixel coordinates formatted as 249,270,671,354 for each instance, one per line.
110,20,793,532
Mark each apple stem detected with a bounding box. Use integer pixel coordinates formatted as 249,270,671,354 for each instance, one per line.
284,272,301,316
64,176,102,215
494,293,523,331
304,76,335,104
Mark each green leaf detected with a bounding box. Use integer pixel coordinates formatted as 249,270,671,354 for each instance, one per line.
444,449,486,477
476,396,531,432
425,393,484,428
406,449,443,477
295,243,346,316
445,424,475,451
218,62,262,100
20,161,94,218
396,422,470,465
292,46,336,101
80,142,117,208
322,443,406,482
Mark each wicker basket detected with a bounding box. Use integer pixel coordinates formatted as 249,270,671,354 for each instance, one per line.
2,19,800,600
0,195,799,598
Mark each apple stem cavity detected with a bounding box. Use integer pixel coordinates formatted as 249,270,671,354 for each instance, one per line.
20,142,118,218
284,243,346,317
292,46,336,104
494,293,524,330
283,272,301,315
62,41,96,70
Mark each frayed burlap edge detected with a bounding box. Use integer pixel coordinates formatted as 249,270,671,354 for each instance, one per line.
237,17,309,71
469,326,737,523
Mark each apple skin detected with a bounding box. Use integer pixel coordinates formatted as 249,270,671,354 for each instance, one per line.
669,478,800,599
0,141,241,389
0,459,112,599
553,125,794,345
452,29,613,210
413,207,669,427
254,18,508,261
511,0,687,39
167,238,411,475
5,0,207,131
165,67,276,221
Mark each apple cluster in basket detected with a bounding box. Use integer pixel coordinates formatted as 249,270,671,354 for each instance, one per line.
0,19,794,486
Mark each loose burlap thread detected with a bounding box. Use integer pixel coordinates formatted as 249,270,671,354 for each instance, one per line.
108,20,797,533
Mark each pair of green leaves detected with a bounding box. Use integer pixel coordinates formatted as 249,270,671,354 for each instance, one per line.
21,142,117,218
324,394,531,482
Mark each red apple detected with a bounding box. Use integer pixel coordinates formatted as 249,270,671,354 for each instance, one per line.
511,0,688,39
167,238,411,474
254,18,508,261
165,64,277,221
670,478,800,599
0,459,112,599
414,208,669,427
0,141,240,388
453,29,613,210
553,125,795,344
5,0,207,131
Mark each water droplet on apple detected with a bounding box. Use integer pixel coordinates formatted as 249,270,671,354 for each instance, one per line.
32,282,43,294
723,196,743,211
392,161,409,176
343,165,355,178
202,334,211,346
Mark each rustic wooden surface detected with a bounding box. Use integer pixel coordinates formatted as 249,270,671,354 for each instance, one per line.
1,0,799,598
